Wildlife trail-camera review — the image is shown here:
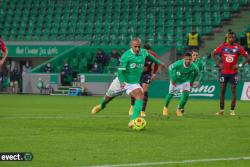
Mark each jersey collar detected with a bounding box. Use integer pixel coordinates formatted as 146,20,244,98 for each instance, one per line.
130,48,140,55
183,60,190,68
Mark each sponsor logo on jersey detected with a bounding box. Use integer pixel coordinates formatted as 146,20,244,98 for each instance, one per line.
224,54,235,63
130,63,136,68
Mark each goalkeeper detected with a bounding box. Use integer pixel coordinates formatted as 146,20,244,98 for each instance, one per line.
163,52,199,117
91,37,165,128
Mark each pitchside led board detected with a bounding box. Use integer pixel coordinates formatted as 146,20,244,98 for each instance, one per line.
149,81,249,100
7,45,72,57
241,82,250,100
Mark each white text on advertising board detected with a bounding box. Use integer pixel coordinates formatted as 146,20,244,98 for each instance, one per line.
190,85,216,97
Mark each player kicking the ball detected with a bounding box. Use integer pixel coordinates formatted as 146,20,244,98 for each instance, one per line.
129,43,160,117
91,37,165,128
163,52,199,116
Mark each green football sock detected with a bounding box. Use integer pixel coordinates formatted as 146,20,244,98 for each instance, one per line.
165,93,174,107
179,91,189,109
131,99,143,120
100,97,106,110
100,97,114,110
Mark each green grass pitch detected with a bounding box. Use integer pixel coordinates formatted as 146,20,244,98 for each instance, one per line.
0,94,250,167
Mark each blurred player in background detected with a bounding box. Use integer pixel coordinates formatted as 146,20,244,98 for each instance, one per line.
163,52,199,117
191,50,205,88
0,39,8,67
10,65,20,94
129,43,160,117
91,38,165,128
0,39,8,88
211,32,250,116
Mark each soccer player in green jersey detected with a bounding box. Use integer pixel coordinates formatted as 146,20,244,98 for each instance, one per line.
178,50,204,114
163,52,199,116
191,50,204,88
129,43,160,117
91,38,165,128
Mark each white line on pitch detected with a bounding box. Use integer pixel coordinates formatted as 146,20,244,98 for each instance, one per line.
0,115,128,119
82,156,250,167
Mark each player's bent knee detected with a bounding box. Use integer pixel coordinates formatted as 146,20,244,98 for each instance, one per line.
104,95,112,101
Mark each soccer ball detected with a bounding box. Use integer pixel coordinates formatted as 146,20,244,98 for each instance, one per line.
132,117,147,130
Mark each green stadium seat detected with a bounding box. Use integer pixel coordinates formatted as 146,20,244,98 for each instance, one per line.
212,12,222,26
185,18,192,26
0,0,241,50
221,11,231,20
203,26,213,35
230,0,240,12
194,13,202,26
239,0,248,5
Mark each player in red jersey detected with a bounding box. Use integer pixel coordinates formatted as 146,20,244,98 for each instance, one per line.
211,32,250,116
0,39,8,88
129,43,160,117
0,38,8,67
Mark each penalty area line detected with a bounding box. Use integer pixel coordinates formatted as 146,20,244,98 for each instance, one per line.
83,156,250,167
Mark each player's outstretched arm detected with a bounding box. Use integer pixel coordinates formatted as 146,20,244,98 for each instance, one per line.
147,53,166,71
168,64,178,85
158,63,166,71
147,53,161,64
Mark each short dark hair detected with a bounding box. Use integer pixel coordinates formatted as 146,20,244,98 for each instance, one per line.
144,43,151,50
228,31,236,36
184,52,192,57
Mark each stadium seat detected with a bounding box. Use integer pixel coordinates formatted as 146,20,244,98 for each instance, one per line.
0,0,243,58
239,0,248,5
